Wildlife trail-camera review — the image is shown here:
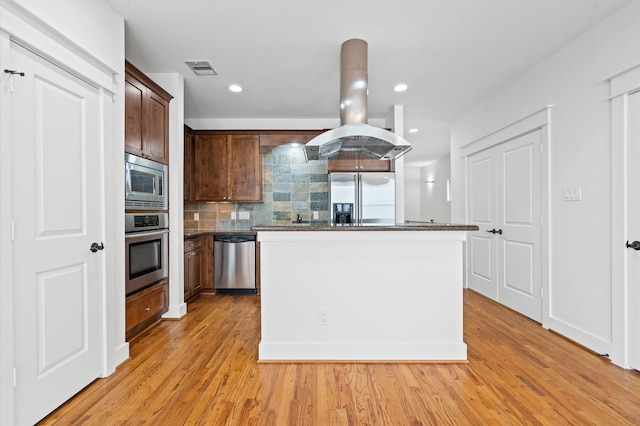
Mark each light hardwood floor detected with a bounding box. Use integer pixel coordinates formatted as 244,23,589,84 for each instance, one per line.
39,290,640,425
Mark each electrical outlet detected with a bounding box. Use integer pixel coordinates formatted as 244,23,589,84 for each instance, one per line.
231,211,237,220
239,211,250,220
193,213,199,221
318,310,328,326
313,211,319,220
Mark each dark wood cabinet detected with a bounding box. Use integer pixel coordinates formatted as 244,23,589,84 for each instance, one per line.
327,152,391,172
184,237,203,301
184,125,195,200
192,133,261,201
201,235,215,294
125,60,173,165
125,280,169,340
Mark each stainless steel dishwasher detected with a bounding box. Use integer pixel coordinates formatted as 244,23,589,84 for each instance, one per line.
214,234,257,294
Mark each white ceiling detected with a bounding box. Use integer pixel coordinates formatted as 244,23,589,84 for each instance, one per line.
106,0,630,167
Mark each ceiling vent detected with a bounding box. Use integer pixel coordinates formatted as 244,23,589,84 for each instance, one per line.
185,60,218,76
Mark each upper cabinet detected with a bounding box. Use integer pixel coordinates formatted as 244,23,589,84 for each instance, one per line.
125,60,173,165
327,152,391,172
192,133,262,202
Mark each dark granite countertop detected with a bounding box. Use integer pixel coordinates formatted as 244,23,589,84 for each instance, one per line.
251,223,478,232
184,230,256,239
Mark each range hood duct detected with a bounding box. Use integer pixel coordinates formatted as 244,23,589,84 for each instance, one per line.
305,39,412,161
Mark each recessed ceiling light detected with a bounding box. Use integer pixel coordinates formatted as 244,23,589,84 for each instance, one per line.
409,128,418,133
185,60,218,76
228,84,243,93
394,83,408,92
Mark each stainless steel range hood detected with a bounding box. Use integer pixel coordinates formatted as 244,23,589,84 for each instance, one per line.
305,39,412,161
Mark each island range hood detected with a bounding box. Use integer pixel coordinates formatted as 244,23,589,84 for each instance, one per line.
305,39,412,161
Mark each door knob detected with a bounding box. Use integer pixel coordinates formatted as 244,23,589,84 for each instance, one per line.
626,240,640,250
90,242,104,252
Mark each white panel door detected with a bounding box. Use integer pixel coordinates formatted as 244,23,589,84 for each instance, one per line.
467,131,542,322
10,42,103,425
467,149,498,299
628,91,640,371
496,132,542,321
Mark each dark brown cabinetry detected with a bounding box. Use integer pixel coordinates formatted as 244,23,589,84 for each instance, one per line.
184,237,203,301
192,133,261,201
125,60,173,165
184,125,195,200
125,280,169,340
201,235,215,294
327,152,391,172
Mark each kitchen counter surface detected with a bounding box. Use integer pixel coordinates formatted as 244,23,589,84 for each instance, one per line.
251,223,478,232
184,230,256,239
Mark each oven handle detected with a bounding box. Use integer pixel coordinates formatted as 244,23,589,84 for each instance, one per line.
125,229,169,241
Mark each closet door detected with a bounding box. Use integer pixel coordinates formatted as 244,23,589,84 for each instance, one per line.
11,42,104,425
628,91,640,371
467,148,498,300
496,131,542,322
467,130,542,322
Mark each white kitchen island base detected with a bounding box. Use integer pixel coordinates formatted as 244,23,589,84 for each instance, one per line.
255,227,471,362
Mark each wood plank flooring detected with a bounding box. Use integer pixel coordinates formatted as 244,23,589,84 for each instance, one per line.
39,290,640,425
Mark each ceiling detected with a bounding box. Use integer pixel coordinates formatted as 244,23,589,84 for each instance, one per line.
106,0,630,167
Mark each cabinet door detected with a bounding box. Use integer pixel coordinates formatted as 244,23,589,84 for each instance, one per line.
184,126,194,200
124,75,145,157
184,251,193,300
228,134,262,201
192,248,202,293
194,134,228,201
144,89,169,164
327,152,358,172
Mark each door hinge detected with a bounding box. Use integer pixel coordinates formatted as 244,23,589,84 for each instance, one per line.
540,216,543,227
13,367,17,387
539,144,543,155
11,220,15,241
540,287,544,298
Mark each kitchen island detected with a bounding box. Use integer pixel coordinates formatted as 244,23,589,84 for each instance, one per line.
252,223,478,362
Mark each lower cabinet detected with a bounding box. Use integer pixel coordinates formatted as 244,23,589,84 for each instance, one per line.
184,237,203,301
125,280,169,341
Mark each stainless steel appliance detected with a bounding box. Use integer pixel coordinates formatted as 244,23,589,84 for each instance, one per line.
214,234,256,294
125,213,169,295
304,39,411,161
125,153,168,211
330,172,395,225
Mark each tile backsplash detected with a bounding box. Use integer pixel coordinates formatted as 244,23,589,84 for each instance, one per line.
184,144,330,231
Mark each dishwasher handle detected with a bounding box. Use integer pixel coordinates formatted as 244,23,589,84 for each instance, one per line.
214,234,256,243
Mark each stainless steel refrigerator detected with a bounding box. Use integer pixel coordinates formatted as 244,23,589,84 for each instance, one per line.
329,172,396,225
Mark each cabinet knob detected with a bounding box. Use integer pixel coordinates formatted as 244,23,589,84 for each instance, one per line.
144,307,150,311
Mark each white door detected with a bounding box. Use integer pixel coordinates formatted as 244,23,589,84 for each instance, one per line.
496,132,542,321
466,131,542,322
10,42,103,425
628,90,640,371
467,149,498,300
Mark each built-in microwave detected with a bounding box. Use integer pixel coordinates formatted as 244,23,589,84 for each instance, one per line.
125,153,168,210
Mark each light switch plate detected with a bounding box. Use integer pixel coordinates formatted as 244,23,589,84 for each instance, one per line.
231,211,237,220
239,211,250,220
563,186,582,201
193,212,199,221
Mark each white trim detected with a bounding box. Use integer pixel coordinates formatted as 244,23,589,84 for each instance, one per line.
461,107,551,330
460,106,553,157
610,63,640,368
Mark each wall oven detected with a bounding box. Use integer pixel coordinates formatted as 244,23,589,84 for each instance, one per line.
125,153,168,211
125,213,169,295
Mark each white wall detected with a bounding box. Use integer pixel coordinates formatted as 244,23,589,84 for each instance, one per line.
421,155,451,223
404,167,421,221
0,0,125,422
450,1,640,364
146,72,187,319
